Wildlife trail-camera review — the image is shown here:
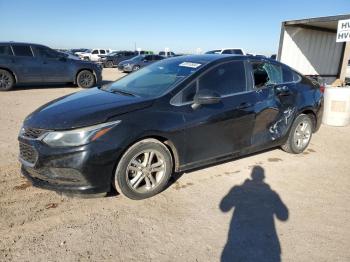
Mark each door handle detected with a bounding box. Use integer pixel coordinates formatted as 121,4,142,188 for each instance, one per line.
275,85,290,95
237,102,252,109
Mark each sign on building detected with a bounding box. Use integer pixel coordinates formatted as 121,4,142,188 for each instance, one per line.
336,19,350,42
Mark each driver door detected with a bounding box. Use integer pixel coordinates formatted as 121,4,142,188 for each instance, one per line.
172,60,256,166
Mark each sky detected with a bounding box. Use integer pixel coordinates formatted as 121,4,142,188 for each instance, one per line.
1,0,350,55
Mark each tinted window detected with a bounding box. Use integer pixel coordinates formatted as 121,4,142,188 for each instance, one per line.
144,55,152,61
0,45,13,56
36,46,59,59
100,50,106,54
199,61,246,95
252,62,282,88
12,45,33,57
282,67,293,82
92,50,98,54
154,55,163,61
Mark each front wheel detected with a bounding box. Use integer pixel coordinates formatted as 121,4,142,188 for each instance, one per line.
281,114,313,154
76,70,96,88
113,139,173,200
132,65,140,71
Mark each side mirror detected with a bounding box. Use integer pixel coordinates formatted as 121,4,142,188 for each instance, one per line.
192,89,221,109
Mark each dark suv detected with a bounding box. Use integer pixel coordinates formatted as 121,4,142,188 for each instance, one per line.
0,42,102,91
100,51,137,68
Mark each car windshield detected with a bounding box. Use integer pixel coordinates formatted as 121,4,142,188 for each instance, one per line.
101,58,205,98
205,50,221,54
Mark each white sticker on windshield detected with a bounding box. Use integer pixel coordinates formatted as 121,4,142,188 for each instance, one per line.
179,62,202,68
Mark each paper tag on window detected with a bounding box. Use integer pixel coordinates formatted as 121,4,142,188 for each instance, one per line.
179,62,202,68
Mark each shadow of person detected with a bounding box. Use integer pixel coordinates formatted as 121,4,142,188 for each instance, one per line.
220,166,289,262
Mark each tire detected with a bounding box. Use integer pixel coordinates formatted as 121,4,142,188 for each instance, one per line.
76,70,96,88
105,61,114,68
132,65,140,71
281,114,313,154
0,69,15,91
113,139,173,200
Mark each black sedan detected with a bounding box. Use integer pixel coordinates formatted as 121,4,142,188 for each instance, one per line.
100,51,137,68
117,54,164,72
18,55,323,199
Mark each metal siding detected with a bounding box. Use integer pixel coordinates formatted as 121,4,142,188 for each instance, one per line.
280,26,343,76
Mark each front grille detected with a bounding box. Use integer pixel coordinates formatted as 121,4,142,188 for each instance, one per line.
22,127,47,139
19,142,38,164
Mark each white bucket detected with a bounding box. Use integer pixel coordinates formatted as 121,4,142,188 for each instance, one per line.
322,86,350,126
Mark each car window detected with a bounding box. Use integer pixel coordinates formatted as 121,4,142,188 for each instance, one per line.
0,45,13,56
92,50,98,54
154,55,163,61
100,50,106,54
12,45,33,57
251,62,282,88
36,46,59,59
144,55,152,61
199,61,246,96
173,61,247,105
103,58,205,98
282,67,293,82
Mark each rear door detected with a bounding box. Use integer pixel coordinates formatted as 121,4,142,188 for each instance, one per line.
248,60,298,147
33,46,71,82
11,45,42,82
172,60,256,166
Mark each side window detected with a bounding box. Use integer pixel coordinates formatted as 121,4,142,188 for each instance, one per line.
36,47,59,59
0,45,13,56
12,45,33,57
199,61,246,95
252,62,282,88
222,49,232,54
92,50,98,54
100,50,106,54
293,71,302,82
282,67,293,82
172,81,198,105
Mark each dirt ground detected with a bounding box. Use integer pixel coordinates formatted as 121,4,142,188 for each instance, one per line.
0,69,349,261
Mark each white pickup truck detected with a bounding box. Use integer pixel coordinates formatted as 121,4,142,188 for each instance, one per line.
79,49,113,62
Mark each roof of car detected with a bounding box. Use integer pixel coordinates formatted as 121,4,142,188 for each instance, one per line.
0,41,46,47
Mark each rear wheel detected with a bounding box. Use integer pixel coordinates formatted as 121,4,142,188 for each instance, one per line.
105,61,114,68
76,70,95,88
113,139,173,200
281,114,313,154
0,70,14,91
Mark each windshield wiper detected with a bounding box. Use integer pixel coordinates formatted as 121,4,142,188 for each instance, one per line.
109,89,136,97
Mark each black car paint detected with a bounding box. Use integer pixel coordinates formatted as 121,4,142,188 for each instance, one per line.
19,55,323,195
0,42,102,86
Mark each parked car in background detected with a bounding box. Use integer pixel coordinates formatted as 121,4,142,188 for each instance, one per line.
70,48,90,56
78,49,113,61
100,51,137,68
19,54,323,199
0,42,102,91
205,48,246,55
159,51,176,57
118,54,164,72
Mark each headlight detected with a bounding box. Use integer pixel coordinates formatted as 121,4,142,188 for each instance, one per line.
42,120,121,147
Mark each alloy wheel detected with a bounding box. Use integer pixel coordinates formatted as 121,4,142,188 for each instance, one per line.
0,72,12,90
78,72,94,88
126,150,166,193
293,121,311,149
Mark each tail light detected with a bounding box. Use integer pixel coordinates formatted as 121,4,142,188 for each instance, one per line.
319,85,325,93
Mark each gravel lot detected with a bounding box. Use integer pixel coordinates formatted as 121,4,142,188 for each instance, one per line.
0,69,349,261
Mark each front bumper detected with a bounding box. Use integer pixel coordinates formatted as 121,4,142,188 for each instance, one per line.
18,134,122,195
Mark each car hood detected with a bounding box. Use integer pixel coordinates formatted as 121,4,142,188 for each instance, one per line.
24,87,154,130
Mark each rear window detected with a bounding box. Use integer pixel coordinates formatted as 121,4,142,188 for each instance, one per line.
222,49,243,55
12,45,33,57
0,45,13,56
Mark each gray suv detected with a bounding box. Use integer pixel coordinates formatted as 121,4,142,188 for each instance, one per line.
0,42,102,91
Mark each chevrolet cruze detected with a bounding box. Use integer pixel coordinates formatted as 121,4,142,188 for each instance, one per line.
18,55,323,199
